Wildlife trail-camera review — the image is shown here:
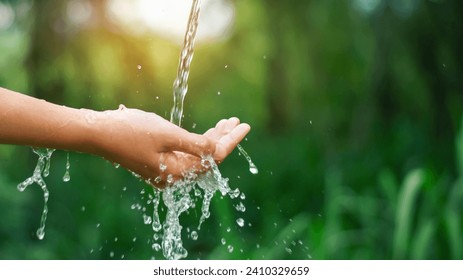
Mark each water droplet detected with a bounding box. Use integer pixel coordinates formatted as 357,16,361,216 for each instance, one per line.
114,237,118,242
62,172,70,182
192,123,197,129
137,64,142,70
109,251,114,258
224,65,228,69
96,223,101,228
132,237,137,242
113,163,120,169
166,174,174,184
226,227,231,233
221,238,226,245
200,158,211,168
236,218,245,227
81,206,86,212
191,231,198,240
62,152,71,182
240,193,246,200
152,243,161,251
154,176,162,184
143,214,152,224
229,188,240,199
249,163,259,174
217,91,221,95
234,202,246,212
227,245,234,253
237,144,258,175
285,247,293,254
36,228,45,240
159,163,167,172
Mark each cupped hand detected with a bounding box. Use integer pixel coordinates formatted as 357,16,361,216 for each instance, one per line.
94,106,250,188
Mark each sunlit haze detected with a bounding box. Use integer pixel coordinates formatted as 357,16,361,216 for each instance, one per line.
107,0,235,43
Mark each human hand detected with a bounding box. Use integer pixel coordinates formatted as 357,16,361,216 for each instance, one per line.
91,105,250,188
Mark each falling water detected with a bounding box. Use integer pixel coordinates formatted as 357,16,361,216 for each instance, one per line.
17,148,54,240
62,152,71,182
169,0,201,126
237,144,259,174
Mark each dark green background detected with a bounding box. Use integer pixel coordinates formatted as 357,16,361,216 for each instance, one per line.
1,0,462,259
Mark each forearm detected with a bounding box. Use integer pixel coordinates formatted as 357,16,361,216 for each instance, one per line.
0,87,99,154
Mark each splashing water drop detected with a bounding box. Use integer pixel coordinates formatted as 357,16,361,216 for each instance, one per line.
152,243,161,251
159,163,167,172
62,152,71,182
236,218,245,227
234,202,246,212
227,245,234,253
143,214,152,225
237,145,258,174
166,174,174,184
191,231,198,240
17,148,54,240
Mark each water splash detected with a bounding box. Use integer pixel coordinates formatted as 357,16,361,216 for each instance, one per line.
17,148,54,240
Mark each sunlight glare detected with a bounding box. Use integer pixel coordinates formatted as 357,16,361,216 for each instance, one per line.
108,0,235,43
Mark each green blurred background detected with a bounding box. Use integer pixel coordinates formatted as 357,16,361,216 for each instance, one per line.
1,0,463,260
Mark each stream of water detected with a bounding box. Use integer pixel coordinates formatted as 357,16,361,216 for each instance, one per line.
17,148,54,240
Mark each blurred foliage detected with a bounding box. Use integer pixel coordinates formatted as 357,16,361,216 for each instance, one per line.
1,0,463,259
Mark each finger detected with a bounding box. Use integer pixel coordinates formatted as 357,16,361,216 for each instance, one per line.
214,123,251,161
207,117,240,140
165,127,216,157
215,119,229,130
203,127,215,138
222,117,240,134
